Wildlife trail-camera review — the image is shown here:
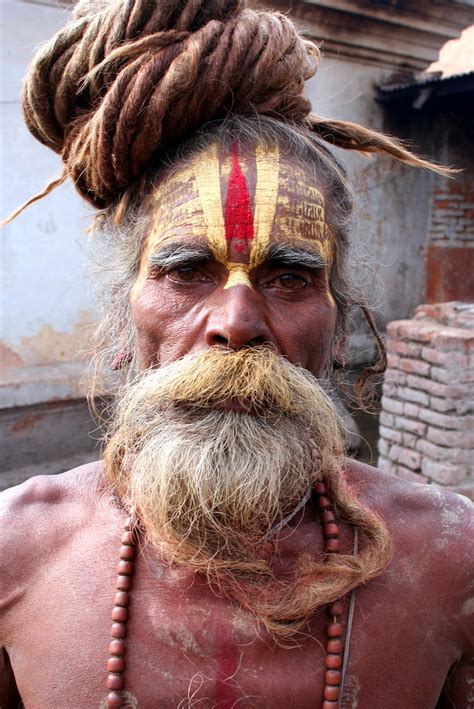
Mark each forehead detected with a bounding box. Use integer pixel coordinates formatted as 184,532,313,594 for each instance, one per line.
143,143,333,267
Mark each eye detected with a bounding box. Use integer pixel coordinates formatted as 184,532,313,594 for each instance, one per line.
271,273,309,290
167,265,207,283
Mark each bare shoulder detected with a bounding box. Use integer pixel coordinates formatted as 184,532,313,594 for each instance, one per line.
0,460,103,531
0,463,104,623
344,457,473,541
344,458,473,648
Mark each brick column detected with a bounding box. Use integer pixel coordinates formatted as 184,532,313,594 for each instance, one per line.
378,302,474,499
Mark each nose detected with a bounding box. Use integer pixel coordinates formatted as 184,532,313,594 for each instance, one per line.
204,285,272,350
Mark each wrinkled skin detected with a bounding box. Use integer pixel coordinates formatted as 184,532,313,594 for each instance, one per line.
1,151,473,707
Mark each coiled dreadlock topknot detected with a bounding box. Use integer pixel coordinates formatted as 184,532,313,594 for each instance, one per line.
16,0,449,219
22,0,319,208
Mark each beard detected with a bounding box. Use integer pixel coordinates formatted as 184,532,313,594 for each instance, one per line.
105,347,390,637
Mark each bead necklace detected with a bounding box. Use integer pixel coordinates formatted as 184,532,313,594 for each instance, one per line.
105,481,347,709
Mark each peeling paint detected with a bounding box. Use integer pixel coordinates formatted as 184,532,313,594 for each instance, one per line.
35,214,58,235
0,343,24,372
17,310,95,366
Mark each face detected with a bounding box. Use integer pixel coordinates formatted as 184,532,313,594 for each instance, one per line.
110,146,353,632
130,143,337,376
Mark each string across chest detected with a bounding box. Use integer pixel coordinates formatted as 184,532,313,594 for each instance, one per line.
105,481,352,708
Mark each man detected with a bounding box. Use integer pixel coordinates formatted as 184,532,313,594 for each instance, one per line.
1,0,472,707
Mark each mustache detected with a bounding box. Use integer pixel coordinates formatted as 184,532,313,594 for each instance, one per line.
120,347,336,421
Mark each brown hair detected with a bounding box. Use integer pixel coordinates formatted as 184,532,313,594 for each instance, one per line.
13,0,447,220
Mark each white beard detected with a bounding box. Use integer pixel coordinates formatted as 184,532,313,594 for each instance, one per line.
125,406,321,555
104,349,390,639
105,348,344,561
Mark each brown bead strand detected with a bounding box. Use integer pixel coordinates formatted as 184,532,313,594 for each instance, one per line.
314,481,345,709
105,516,137,709
106,488,347,708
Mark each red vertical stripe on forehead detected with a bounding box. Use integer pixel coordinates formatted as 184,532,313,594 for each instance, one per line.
224,145,254,255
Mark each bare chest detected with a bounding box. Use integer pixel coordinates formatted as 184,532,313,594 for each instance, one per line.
8,547,456,709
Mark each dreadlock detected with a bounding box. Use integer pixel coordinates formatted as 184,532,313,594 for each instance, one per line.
12,0,447,216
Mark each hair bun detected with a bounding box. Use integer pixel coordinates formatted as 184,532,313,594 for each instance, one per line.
21,0,319,208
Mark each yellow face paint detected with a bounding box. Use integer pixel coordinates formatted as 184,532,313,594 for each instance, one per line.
224,263,253,290
130,162,205,301
193,144,227,265
250,145,280,270
132,143,335,299
274,165,333,264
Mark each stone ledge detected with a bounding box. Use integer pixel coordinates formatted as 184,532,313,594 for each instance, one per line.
0,397,101,473
0,452,98,493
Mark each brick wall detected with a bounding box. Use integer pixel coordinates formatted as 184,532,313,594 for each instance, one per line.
430,181,474,248
378,302,474,499
426,179,474,302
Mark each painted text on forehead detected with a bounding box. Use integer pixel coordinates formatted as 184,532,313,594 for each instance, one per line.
146,144,333,287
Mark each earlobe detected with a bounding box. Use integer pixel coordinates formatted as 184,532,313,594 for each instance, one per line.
112,351,132,371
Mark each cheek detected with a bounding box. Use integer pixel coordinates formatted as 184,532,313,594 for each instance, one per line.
310,306,337,369
130,291,165,368
130,282,205,368
283,303,336,374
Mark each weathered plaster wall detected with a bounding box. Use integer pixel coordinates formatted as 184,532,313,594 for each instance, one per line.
287,0,473,343
1,0,96,407
305,57,435,349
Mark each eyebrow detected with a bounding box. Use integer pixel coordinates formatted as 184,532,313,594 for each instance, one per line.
148,240,328,271
148,242,214,270
265,243,327,269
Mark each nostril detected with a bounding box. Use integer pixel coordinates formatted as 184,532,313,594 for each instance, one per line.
212,334,229,346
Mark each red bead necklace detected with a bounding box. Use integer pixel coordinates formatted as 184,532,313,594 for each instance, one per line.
314,480,346,708
105,481,347,708
105,517,136,708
